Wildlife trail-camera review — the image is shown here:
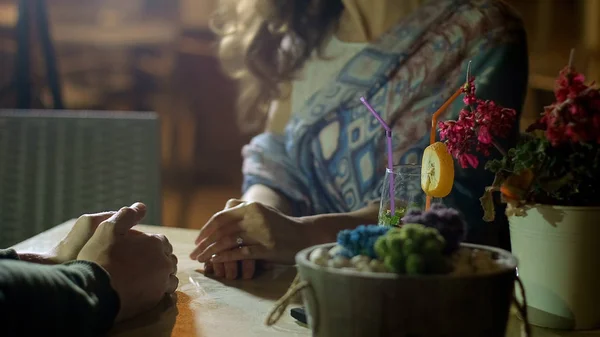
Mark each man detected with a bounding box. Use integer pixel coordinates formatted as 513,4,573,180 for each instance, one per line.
0,203,178,337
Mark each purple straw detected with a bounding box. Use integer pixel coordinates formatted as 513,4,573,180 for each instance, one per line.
360,97,396,216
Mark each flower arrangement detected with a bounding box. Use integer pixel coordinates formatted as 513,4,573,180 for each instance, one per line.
438,76,517,170
439,61,600,221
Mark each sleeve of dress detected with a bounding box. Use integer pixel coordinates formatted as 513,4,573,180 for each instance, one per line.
242,132,313,216
444,27,528,249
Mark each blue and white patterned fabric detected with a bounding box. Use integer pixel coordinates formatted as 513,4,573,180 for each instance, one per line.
242,0,528,247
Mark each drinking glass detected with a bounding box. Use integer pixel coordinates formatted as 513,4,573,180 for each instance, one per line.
378,164,446,226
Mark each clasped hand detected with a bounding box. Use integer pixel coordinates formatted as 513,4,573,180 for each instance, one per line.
189,199,311,280
38,203,178,322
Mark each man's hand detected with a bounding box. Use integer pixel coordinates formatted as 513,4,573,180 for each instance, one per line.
78,203,178,322
17,212,115,265
49,212,116,263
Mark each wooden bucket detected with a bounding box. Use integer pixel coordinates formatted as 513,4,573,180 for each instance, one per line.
290,243,522,337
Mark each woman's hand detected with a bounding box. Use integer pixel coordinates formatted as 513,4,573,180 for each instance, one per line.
190,199,312,279
202,199,258,280
201,199,259,280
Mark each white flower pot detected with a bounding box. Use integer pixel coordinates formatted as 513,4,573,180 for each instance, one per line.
509,205,600,330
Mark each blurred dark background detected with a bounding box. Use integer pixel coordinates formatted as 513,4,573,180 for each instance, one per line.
0,0,597,229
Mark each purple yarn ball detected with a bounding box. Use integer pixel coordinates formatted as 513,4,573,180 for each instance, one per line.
401,204,466,253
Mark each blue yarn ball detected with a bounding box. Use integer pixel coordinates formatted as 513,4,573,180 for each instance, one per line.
337,225,390,258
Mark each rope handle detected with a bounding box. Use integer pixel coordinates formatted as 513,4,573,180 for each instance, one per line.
265,274,310,326
513,276,531,337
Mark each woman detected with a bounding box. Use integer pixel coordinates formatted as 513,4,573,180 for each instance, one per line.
190,0,528,280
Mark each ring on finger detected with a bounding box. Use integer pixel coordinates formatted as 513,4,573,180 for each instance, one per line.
236,236,244,246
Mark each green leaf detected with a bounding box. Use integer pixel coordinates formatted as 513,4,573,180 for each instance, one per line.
485,158,505,173
539,173,574,194
490,172,506,189
480,188,497,222
483,131,600,207
480,174,505,222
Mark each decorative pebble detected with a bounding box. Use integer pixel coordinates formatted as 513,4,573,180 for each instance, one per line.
449,247,503,275
350,255,371,266
329,256,351,268
328,245,346,257
356,263,373,272
309,246,504,276
369,259,388,273
309,247,330,267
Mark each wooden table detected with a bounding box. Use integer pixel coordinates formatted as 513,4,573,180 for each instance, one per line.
11,221,600,337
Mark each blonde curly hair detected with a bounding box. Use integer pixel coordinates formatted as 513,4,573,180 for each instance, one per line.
211,0,344,133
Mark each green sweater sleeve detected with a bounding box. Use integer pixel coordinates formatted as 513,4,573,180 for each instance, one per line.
0,249,120,337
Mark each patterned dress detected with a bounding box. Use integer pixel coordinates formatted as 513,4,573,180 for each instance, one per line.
241,0,528,248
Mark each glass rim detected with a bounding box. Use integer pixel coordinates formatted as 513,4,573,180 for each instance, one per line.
385,164,421,174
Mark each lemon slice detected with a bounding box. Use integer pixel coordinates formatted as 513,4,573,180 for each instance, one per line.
421,142,454,198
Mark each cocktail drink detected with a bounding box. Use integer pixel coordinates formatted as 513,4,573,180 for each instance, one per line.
362,63,469,226
378,164,425,226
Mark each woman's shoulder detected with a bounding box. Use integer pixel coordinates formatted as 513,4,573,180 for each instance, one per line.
454,0,524,32
440,0,525,46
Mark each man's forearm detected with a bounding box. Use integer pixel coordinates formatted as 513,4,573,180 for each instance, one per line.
0,259,119,337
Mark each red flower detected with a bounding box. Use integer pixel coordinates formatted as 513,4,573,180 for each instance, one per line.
537,66,600,146
439,118,478,169
439,77,517,169
459,153,479,169
478,125,492,144
554,67,588,103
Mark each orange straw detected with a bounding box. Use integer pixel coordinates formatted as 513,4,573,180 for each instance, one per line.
426,87,463,210
429,88,462,144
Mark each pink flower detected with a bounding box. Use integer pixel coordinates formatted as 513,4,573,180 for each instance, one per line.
463,95,477,106
458,153,479,169
539,66,600,146
478,125,492,144
439,76,517,169
573,73,586,84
